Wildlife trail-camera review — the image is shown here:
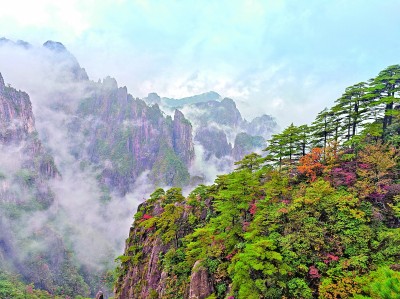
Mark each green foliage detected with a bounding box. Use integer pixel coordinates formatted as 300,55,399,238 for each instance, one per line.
287,278,313,299
115,64,400,299
0,269,77,299
149,188,165,203
165,187,185,205
151,143,190,187
369,267,400,299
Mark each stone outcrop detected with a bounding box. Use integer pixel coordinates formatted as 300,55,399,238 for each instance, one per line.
232,132,265,161
114,200,171,299
244,114,277,140
191,97,243,128
0,72,4,93
0,72,59,182
173,109,195,165
0,76,35,143
189,261,214,299
43,40,89,81
114,189,214,299
144,92,161,105
95,290,104,299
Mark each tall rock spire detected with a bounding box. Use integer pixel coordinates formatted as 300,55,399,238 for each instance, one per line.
0,72,5,94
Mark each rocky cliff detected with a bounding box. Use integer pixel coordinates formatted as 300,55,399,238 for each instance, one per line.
0,74,91,297
76,77,195,194
114,187,215,299
115,143,400,299
232,132,264,161
0,72,58,204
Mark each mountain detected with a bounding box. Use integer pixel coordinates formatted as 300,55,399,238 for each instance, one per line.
75,77,194,195
42,40,89,81
114,65,400,299
0,39,197,295
0,38,279,297
0,37,278,190
115,147,400,299
151,93,279,175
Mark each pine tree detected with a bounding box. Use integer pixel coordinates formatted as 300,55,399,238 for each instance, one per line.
333,82,368,142
367,65,400,137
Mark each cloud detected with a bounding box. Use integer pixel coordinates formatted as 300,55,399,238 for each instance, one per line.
188,143,233,186
0,0,91,40
1,0,397,131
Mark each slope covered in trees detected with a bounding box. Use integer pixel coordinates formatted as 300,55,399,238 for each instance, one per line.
114,65,400,299
0,269,92,299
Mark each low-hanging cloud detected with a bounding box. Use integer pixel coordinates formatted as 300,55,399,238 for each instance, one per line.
0,41,153,288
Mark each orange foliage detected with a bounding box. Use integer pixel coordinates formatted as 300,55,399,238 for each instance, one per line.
319,277,362,299
297,148,324,182
353,142,397,199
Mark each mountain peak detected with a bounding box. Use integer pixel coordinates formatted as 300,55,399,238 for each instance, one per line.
16,40,32,49
0,37,12,46
102,76,118,90
145,92,161,105
220,97,236,108
43,40,67,52
0,37,32,49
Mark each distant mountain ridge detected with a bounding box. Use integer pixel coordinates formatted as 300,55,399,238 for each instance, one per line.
161,91,221,107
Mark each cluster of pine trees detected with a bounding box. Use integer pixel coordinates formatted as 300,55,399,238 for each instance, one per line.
115,65,400,299
266,65,400,169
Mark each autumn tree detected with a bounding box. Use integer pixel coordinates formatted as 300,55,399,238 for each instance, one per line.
297,148,324,182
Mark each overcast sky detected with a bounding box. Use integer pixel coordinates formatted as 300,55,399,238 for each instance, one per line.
0,0,399,127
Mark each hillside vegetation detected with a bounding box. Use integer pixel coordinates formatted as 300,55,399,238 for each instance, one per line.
115,65,400,298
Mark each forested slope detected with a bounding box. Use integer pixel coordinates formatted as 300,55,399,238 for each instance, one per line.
114,65,400,299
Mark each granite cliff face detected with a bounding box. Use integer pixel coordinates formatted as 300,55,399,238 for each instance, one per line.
0,73,36,142
194,127,231,160
75,77,195,195
1,38,196,193
244,114,277,139
0,72,58,204
115,187,214,299
0,74,90,296
232,132,265,161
